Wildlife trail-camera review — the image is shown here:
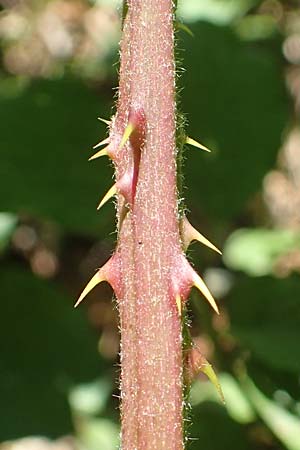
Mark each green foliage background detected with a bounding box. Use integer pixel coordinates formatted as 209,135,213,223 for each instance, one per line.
1,0,300,449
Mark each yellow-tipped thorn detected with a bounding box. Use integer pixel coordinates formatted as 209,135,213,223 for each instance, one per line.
201,363,225,404
97,184,117,210
75,271,105,308
193,230,222,255
119,122,135,150
182,216,222,254
97,117,111,126
186,136,211,153
175,294,182,317
193,273,219,314
89,146,109,161
93,137,110,149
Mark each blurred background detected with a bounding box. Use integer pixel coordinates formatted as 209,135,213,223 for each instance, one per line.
0,0,300,449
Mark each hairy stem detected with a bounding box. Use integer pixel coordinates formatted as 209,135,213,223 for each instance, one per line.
77,1,221,448
116,2,183,449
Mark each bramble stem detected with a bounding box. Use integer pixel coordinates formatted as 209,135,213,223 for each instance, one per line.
114,1,183,449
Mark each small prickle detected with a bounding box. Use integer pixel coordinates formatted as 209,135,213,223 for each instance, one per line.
186,346,225,404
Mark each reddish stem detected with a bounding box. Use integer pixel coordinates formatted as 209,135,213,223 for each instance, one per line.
114,1,183,449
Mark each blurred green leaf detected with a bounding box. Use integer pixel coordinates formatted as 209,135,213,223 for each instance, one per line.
0,77,114,236
178,0,257,25
220,373,256,424
236,15,278,41
0,212,17,253
244,376,300,450
0,266,109,440
223,228,300,276
69,377,112,417
188,401,255,450
181,23,289,220
191,373,256,424
77,417,119,450
228,275,300,372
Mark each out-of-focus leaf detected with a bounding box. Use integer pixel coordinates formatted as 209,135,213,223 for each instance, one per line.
189,401,255,450
228,276,300,372
0,212,17,253
69,377,112,417
236,15,278,41
0,78,114,236
247,360,300,405
243,376,300,450
181,22,289,220
177,0,257,25
191,373,256,424
223,228,300,276
0,266,108,440
220,373,256,424
77,418,119,450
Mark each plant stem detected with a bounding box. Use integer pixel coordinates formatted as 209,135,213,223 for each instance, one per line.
115,1,183,448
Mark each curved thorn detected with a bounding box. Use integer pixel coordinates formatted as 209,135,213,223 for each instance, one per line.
97,117,111,126
175,294,182,317
194,231,222,255
186,136,211,153
75,271,105,308
97,184,117,210
182,217,222,254
119,122,135,150
193,272,219,314
93,137,110,150
176,21,194,37
89,146,109,161
201,363,225,404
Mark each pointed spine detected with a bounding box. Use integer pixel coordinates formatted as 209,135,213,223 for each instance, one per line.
186,346,225,403
192,270,219,314
89,145,110,161
170,254,219,315
75,254,121,307
186,136,211,152
97,184,117,210
93,137,110,150
75,271,106,308
181,216,222,255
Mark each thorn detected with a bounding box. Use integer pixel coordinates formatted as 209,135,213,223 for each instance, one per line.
119,122,135,150
186,136,211,153
193,231,222,255
201,363,225,404
97,117,111,126
193,272,219,314
176,21,194,37
182,216,222,255
93,137,110,150
97,184,117,210
175,294,182,317
75,271,105,308
89,146,109,161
